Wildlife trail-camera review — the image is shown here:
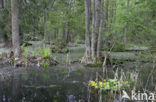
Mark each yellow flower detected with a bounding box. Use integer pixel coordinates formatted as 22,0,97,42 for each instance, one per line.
107,85,110,88
95,85,98,89
99,81,103,87
104,82,106,85
106,82,109,85
124,81,129,84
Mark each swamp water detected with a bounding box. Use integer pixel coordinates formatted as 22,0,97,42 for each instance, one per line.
0,45,156,102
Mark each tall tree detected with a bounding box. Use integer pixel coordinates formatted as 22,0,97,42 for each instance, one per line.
83,0,104,63
91,0,96,60
91,0,102,61
11,0,21,58
123,0,130,44
97,0,104,59
84,0,91,58
104,0,109,32
0,0,5,45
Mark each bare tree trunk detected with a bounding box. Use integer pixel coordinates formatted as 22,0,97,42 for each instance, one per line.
124,0,130,44
91,0,96,60
11,0,21,58
62,25,65,40
109,0,113,32
91,0,101,61
44,9,47,42
0,0,5,45
65,22,69,44
97,0,104,59
54,29,57,40
104,0,109,31
84,0,91,58
43,0,55,43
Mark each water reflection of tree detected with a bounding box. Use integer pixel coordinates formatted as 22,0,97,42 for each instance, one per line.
11,72,22,102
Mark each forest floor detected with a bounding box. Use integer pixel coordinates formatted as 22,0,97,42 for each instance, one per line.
0,42,156,65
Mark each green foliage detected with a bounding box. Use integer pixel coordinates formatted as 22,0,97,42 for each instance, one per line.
53,56,57,61
75,39,85,44
115,58,126,63
86,61,103,67
62,48,69,53
42,61,50,67
21,44,29,58
112,42,125,52
88,79,130,91
41,48,51,58
62,57,67,63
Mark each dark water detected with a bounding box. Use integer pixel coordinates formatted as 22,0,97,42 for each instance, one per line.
0,63,102,102
0,45,156,102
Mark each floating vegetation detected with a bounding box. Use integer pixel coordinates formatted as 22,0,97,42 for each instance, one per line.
88,79,130,91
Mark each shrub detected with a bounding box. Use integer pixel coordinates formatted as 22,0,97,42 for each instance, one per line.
41,48,51,58
42,61,50,67
21,44,29,58
75,39,85,44
112,42,125,52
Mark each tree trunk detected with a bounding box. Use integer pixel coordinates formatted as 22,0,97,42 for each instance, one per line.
109,0,113,32
62,25,66,41
91,0,96,60
84,0,91,57
65,22,69,43
91,0,101,61
104,0,109,32
0,0,5,45
54,29,58,40
124,0,130,44
97,0,104,59
44,9,47,42
11,0,21,58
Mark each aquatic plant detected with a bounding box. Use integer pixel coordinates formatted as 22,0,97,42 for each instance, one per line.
21,44,29,58
88,79,130,91
41,48,51,58
42,61,50,67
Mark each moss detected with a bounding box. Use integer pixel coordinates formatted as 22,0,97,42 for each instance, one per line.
86,61,103,67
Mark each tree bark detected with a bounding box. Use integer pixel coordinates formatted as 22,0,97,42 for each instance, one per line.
104,0,109,31
0,0,4,44
124,0,130,44
84,0,91,57
91,0,96,59
91,0,101,61
11,0,21,58
65,22,69,43
44,9,47,42
109,0,113,32
97,0,104,59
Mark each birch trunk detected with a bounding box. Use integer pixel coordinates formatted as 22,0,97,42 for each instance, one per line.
11,0,21,58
